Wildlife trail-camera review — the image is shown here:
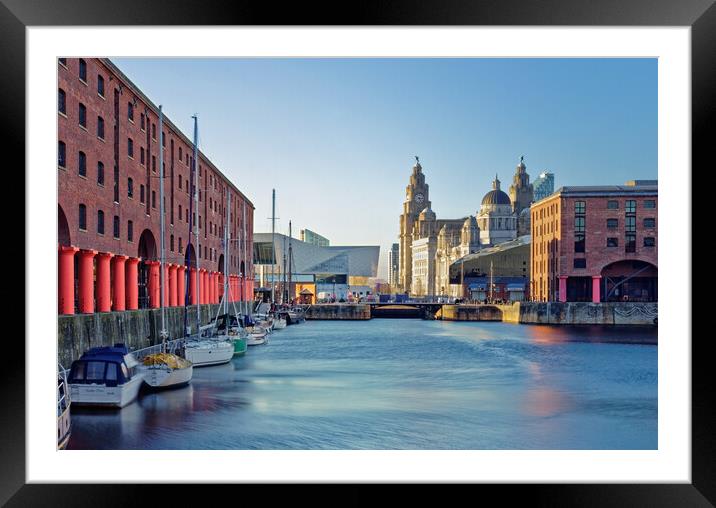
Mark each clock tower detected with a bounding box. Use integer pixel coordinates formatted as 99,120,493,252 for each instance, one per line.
399,156,431,292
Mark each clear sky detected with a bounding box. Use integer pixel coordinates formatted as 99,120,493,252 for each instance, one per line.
112,58,657,279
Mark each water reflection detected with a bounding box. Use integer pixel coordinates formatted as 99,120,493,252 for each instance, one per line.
68,320,657,450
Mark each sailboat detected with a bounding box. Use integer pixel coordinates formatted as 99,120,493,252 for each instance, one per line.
182,114,234,367
206,188,248,357
138,105,194,388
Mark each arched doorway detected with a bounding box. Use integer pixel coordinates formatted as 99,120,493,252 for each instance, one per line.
217,253,225,300
138,229,158,308
182,243,197,305
601,260,657,302
58,205,71,247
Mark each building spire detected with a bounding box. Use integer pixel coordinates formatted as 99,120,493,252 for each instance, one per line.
493,174,500,190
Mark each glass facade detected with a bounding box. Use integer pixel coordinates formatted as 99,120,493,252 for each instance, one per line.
533,172,555,202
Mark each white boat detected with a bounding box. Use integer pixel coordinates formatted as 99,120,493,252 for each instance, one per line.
272,317,287,329
287,306,305,324
183,337,235,366
67,345,145,408
57,364,71,449
246,327,268,346
138,352,193,388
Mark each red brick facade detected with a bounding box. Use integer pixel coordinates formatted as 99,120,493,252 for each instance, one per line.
531,185,657,302
58,58,254,313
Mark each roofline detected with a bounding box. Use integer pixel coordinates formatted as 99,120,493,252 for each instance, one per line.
100,58,254,209
532,186,658,206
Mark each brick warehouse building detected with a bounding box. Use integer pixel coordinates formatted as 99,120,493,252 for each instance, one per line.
58,58,254,314
530,181,657,303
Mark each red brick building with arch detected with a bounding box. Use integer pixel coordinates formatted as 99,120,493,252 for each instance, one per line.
530,181,657,303
58,58,254,314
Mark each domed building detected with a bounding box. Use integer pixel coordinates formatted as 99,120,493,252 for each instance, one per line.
398,156,533,297
477,175,518,246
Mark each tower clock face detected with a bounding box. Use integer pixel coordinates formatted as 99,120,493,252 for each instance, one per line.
415,193,425,204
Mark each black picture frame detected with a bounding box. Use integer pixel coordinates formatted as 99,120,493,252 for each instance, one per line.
3,0,712,503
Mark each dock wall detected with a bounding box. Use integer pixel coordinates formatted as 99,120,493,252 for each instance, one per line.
304,304,371,320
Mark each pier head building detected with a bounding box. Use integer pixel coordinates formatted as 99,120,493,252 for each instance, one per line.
530,181,657,302
58,58,255,316
398,156,534,298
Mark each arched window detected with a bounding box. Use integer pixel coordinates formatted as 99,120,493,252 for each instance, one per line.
58,141,66,168
78,103,86,128
78,151,86,177
97,210,104,234
79,58,87,82
58,88,66,114
78,204,87,231
97,75,105,97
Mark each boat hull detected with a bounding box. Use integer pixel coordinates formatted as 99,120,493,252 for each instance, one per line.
69,375,145,408
247,333,267,346
141,365,193,389
272,319,287,329
184,341,234,367
233,337,248,356
57,406,71,449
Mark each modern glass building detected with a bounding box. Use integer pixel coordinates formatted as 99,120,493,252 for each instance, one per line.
533,172,555,202
300,229,330,247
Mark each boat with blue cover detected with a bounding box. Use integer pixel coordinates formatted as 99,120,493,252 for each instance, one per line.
67,344,145,408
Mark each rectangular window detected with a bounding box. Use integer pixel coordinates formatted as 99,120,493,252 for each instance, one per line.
152,190,156,209
178,204,182,220
128,101,134,122
574,217,585,232
97,75,105,97
152,123,156,140
128,220,133,242
141,113,146,130
113,167,119,203
152,155,156,172
607,218,618,228
78,151,86,177
97,116,104,139
78,103,86,128
607,200,619,209
625,200,636,213
97,162,104,186
97,210,104,235
128,178,133,198
140,147,145,165
625,233,636,253
573,258,586,269
140,185,145,204
79,58,87,82
58,141,66,168
179,177,182,189
644,237,655,247
625,216,636,232
58,89,66,114
113,216,120,239
644,200,656,209
574,233,585,253
607,237,618,247
575,201,585,214
644,218,656,228
127,138,134,158
170,235,174,252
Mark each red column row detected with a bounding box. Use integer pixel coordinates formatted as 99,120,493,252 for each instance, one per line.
58,245,232,315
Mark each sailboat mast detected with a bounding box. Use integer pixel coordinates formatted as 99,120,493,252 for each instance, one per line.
242,200,247,316
271,188,276,304
159,105,167,344
282,234,287,304
193,115,200,332
225,190,231,316
288,221,293,304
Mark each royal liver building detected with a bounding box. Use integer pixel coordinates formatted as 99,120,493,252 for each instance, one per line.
398,156,533,297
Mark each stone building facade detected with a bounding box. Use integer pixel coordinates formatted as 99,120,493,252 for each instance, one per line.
398,157,534,297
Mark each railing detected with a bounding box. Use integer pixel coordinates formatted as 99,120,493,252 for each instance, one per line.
130,338,185,360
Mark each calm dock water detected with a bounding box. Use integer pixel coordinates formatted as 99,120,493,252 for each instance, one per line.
67,320,657,450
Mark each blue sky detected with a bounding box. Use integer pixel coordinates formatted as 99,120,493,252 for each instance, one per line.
112,58,657,279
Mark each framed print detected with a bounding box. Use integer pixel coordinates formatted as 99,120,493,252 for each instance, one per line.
4,0,713,503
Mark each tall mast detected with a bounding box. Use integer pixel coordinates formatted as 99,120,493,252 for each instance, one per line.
225,190,231,316
192,115,200,332
159,105,167,346
288,221,293,304
490,260,493,303
242,199,247,316
271,188,276,304
282,234,287,304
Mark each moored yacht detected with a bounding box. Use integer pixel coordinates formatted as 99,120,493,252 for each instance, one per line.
67,345,145,408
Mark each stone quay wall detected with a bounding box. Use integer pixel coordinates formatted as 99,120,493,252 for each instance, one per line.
304,304,372,320
443,302,657,325
57,304,243,367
